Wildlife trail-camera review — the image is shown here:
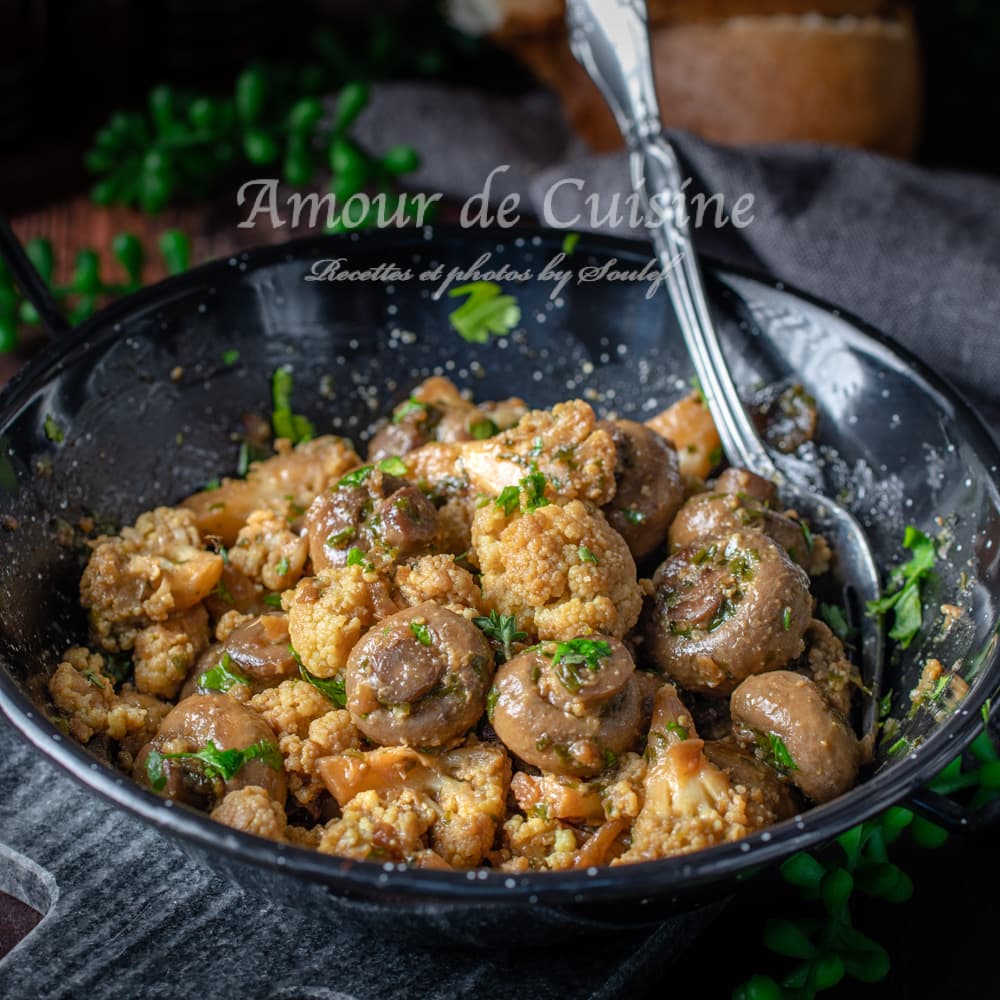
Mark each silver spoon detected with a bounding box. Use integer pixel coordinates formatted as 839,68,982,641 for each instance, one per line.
567,0,884,740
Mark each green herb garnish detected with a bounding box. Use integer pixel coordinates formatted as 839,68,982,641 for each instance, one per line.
602,747,617,769
765,732,798,771
290,644,347,707
276,555,290,576
486,685,499,722
346,546,374,571
447,281,521,344
495,485,521,516
800,520,814,554
664,721,689,741
146,738,281,792
562,231,580,256
222,348,240,366
820,602,857,641
82,670,106,689
326,526,356,548
263,593,283,608
867,526,937,649
378,455,409,477
271,367,315,445
339,465,373,488
473,610,526,663
782,606,792,631
43,415,65,443
393,398,427,424
469,417,499,440
622,508,646,525
197,652,251,693
409,621,432,646
549,638,612,693
579,545,599,565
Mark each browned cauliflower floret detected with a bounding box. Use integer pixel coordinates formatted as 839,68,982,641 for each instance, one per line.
48,647,163,745
800,619,861,718
249,678,333,738
115,684,173,761
279,708,362,807
317,788,439,862
133,604,210,698
394,554,483,617
615,686,768,864
285,824,323,849
284,565,400,678
461,400,617,506
434,495,476,556
499,815,580,872
472,499,641,640
228,508,308,592
318,740,511,868
211,785,287,841
214,609,252,641
80,506,222,653
182,435,361,546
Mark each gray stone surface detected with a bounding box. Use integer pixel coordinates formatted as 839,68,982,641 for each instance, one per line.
0,722,712,1000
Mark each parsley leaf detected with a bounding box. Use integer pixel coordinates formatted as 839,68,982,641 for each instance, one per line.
494,470,550,516
579,545,599,565
447,281,521,344
338,465,373,488
43,414,65,443
549,638,612,693
765,732,798,771
275,555,290,576
486,685,499,722
346,546,374,571
820,602,857,641
473,610,526,663
146,738,281,791
393,398,427,424
469,417,499,440
409,621,433,646
867,526,937,649
378,455,409,477
271,367,315,445
197,652,251,693
290,644,347,707
562,231,580,256
622,508,646,525
222,348,240,366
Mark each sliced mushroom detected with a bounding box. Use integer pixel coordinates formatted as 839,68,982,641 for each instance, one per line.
134,693,285,809
600,419,684,562
305,465,438,571
345,602,494,748
643,530,812,696
730,670,861,804
490,636,642,778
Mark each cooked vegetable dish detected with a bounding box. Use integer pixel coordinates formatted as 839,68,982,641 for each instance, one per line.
48,376,865,871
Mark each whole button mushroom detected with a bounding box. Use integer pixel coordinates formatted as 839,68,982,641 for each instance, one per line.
600,419,685,562
490,636,643,777
643,530,812,696
345,602,494,748
134,693,286,809
730,670,861,803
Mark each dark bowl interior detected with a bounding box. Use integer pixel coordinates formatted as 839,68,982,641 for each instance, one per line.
1,226,999,910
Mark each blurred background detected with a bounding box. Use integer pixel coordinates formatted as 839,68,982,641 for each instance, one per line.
1,0,998,213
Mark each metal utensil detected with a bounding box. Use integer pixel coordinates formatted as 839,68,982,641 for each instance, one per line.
566,0,884,737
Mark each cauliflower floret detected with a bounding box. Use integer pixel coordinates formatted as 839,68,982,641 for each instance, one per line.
48,647,164,745
284,565,400,678
182,435,361,545
211,785,287,841
472,499,641,640
394,554,483,618
499,815,580,872
801,619,861,718
228,508,308,592
115,684,172,761
285,824,323,849
461,400,617,506
279,708,362,807
249,678,334,739
317,740,511,868
434,495,476,557
615,685,768,864
80,506,222,652
318,788,439,862
214,609,252,641
133,604,210,698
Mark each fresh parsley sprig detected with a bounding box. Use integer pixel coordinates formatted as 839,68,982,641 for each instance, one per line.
271,367,315,444
473,610,526,663
196,653,251,693
447,281,521,344
289,644,347,707
867,526,937,649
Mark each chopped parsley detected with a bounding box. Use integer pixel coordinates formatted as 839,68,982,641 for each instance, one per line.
622,508,646,525
393,398,427,424
409,621,433,646
473,610,526,663
326,526,356,548
819,602,857,641
378,455,409,477
578,545,599,566
339,465,373,488
146,738,281,791
765,732,798,771
494,470,550,516
495,485,521,516
447,281,521,344
271,367,315,445
263,593,283,608
983,698,992,725
43,414,65,443
602,747,617,769
782,606,792,631
800,520,814,554
202,478,221,491
887,736,910,757
867,526,937,649
664,721,689,741
469,417,499,440
83,670,106,688
549,638,612,693
346,547,374,571
486,685,499,722
275,555,290,576
879,689,894,721
562,231,580,256
290,644,347,707
222,348,240,366
213,577,234,604
197,653,250,693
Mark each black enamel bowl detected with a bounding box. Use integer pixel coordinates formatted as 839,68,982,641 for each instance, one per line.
2,226,999,926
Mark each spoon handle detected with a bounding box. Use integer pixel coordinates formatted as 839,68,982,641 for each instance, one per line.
566,0,776,478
